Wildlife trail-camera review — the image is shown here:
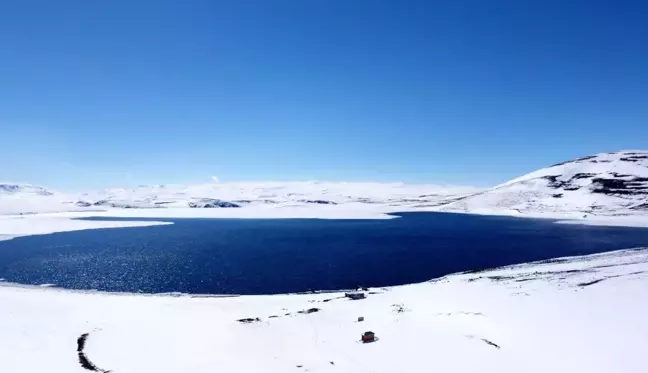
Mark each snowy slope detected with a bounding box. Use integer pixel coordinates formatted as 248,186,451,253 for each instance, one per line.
441,150,648,216
1,248,646,373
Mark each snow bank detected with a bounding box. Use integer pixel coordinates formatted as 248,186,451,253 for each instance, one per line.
1,248,646,373
0,214,171,241
555,215,648,228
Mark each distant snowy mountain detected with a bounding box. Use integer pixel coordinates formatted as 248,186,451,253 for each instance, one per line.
0,180,478,215
74,182,478,210
441,150,648,216
0,183,72,215
0,183,54,196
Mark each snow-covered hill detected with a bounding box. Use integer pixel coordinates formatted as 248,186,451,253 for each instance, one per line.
441,150,648,217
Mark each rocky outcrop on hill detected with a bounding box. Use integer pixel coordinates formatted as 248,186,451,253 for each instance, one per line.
441,150,648,216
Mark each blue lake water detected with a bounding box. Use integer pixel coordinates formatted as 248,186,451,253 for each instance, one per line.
1,212,648,295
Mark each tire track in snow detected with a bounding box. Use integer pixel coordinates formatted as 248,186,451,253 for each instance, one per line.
77,332,111,372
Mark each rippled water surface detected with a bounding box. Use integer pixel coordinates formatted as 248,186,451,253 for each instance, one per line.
1,212,647,294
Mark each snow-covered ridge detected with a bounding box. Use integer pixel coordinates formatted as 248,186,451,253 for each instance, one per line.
0,183,54,196
2,247,647,372
441,150,648,217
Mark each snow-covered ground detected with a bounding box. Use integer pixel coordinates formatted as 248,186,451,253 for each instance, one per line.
2,248,646,373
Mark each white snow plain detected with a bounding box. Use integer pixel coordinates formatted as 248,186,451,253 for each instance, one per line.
1,248,646,373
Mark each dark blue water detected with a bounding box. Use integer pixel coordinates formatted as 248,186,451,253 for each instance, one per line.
1,212,647,295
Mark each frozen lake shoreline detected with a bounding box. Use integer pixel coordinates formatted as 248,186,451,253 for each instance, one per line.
1,204,648,241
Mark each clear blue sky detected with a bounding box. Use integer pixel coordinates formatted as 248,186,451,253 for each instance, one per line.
1,0,647,190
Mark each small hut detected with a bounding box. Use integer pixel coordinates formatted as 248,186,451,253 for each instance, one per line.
345,292,366,300
361,331,376,343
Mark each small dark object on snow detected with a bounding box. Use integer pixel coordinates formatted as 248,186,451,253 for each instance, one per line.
578,278,605,287
268,315,279,318
330,361,335,365
345,292,366,300
357,316,365,322
298,307,320,314
391,303,408,313
361,331,376,343
296,365,303,368
237,317,261,323
481,338,501,349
